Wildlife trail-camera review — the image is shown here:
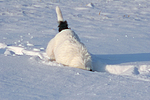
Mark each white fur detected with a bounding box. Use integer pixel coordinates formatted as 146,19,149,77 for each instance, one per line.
56,6,64,22
46,6,93,70
46,29,92,70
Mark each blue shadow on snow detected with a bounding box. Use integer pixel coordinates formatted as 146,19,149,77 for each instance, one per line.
91,53,150,72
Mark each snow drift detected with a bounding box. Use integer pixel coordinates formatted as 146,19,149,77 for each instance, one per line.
0,0,150,99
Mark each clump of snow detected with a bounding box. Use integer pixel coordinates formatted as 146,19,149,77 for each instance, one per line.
4,49,12,56
105,65,139,75
0,43,7,49
27,41,34,46
33,48,40,51
7,46,24,55
86,3,94,7
139,65,150,74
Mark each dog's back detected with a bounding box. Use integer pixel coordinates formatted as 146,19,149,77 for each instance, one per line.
46,6,93,71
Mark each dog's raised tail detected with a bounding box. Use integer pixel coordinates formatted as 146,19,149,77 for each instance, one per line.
56,6,64,22
56,6,69,32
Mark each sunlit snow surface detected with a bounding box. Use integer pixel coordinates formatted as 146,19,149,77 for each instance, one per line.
0,0,150,100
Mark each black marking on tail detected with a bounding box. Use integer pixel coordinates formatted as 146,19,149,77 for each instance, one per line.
58,21,69,32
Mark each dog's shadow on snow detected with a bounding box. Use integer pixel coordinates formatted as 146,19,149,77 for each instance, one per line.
91,53,150,72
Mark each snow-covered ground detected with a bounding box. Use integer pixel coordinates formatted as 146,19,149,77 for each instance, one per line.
0,0,150,99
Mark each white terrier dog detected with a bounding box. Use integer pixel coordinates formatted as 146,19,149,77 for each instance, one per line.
46,6,93,71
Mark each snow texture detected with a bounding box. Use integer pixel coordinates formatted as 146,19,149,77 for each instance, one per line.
0,0,150,100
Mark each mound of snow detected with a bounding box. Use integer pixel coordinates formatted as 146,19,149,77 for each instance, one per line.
86,3,94,7
0,43,7,49
105,65,139,75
